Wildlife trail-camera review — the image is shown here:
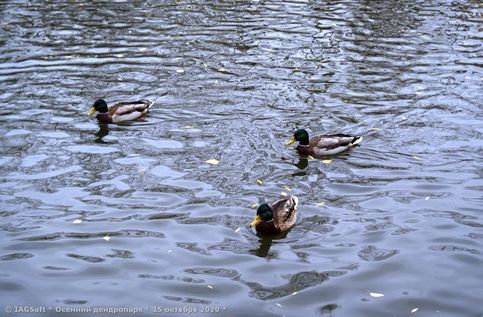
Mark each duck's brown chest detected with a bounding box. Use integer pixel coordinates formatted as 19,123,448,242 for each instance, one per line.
255,221,281,236
96,113,113,124
296,145,314,156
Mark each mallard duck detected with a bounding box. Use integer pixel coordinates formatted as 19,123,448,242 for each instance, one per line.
249,195,298,236
286,128,362,156
87,99,154,124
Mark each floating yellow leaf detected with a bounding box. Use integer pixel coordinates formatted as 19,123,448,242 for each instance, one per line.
369,292,384,298
411,308,419,313
218,67,226,72
284,186,292,192
205,159,219,165
412,155,422,160
72,219,82,224
256,178,263,185
322,159,332,164
207,285,214,289
307,155,315,160
176,69,185,74
103,235,111,242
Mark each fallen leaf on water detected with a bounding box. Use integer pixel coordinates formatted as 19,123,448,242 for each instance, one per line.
256,178,263,185
411,308,419,313
103,235,111,242
412,155,422,160
307,155,315,160
176,69,185,74
73,219,82,224
284,186,292,192
322,159,332,164
205,159,219,165
369,292,384,298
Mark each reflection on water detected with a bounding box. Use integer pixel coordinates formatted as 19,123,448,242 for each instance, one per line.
94,123,109,143
252,232,289,258
0,0,482,316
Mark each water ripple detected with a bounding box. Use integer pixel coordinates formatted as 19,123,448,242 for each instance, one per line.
246,270,346,300
0,0,481,315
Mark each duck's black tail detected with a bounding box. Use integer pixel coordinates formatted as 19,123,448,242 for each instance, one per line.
351,136,363,146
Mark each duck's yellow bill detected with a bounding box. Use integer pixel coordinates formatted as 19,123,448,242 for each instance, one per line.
285,136,296,146
87,107,96,116
249,215,261,227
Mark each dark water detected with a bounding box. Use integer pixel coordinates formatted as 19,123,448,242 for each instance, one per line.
1,0,482,316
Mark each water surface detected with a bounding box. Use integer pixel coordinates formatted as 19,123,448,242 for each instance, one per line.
0,0,482,316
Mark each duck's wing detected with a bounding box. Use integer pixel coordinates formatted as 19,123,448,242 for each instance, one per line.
271,196,298,231
108,100,153,123
109,100,153,115
312,134,362,155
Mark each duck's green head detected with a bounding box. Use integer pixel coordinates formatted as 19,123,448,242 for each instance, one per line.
88,99,108,116
286,129,309,146
249,203,273,227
